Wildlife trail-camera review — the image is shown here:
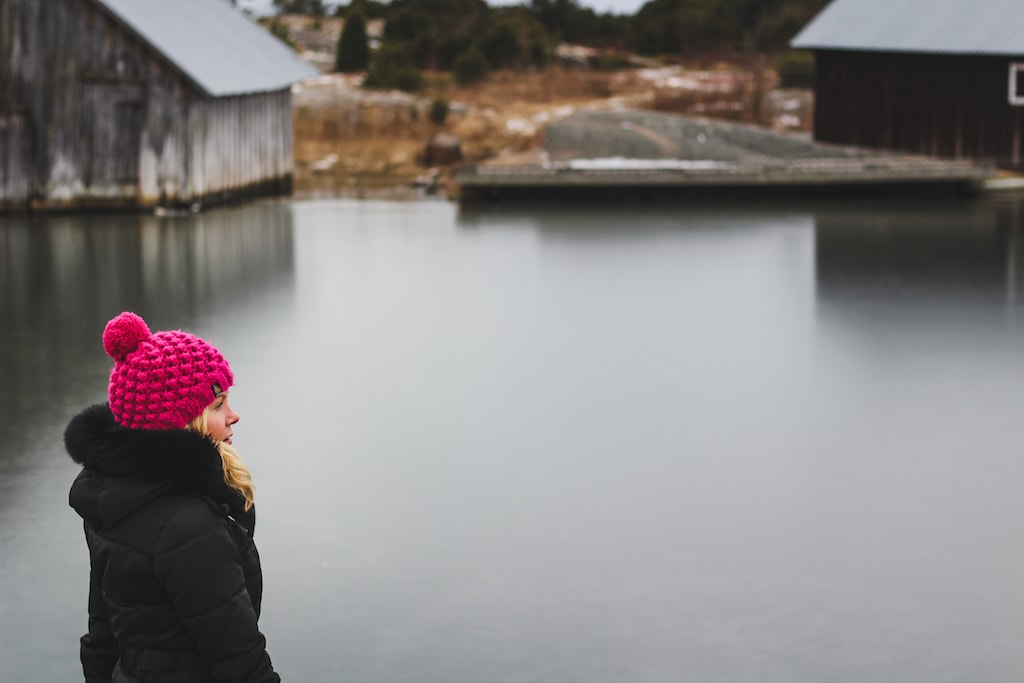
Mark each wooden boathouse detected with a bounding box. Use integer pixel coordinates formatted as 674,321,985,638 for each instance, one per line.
0,0,319,211
791,0,1024,169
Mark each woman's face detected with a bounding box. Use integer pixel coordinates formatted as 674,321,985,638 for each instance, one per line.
207,393,240,445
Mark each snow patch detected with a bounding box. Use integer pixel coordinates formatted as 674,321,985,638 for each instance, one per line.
505,118,537,135
563,157,733,171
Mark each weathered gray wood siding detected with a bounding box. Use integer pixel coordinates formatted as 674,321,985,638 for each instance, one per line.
2,0,176,207
0,0,296,210
187,90,293,202
0,112,33,205
813,50,1024,169
1,0,42,207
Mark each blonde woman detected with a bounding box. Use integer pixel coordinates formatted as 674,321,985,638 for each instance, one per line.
65,311,280,683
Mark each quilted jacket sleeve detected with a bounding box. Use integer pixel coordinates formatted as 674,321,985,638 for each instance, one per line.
153,505,280,683
81,528,119,683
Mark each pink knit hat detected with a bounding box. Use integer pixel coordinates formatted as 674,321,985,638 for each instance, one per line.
103,311,234,430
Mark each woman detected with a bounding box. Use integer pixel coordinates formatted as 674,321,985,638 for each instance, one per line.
65,311,281,683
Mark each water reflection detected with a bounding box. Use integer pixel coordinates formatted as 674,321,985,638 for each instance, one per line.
815,196,1024,311
3,201,292,389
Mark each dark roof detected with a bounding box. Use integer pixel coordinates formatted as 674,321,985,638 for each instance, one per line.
94,0,320,96
792,0,1024,56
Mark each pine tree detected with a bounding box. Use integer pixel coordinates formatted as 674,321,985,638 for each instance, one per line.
335,11,370,72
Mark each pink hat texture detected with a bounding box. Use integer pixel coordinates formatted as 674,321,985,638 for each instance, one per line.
103,311,234,430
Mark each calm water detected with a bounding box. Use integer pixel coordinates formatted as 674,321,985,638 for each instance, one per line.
4,195,1024,682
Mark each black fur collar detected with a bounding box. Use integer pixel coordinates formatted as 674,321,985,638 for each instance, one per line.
65,403,253,532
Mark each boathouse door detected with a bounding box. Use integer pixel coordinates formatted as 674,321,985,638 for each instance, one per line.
0,109,33,207
81,81,145,196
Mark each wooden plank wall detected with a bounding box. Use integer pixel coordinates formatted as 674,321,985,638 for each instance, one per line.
187,89,294,202
0,112,33,208
80,81,146,194
814,51,1024,169
0,0,39,205
0,0,188,206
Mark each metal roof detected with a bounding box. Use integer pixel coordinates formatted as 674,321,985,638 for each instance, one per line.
791,0,1024,56
93,0,320,97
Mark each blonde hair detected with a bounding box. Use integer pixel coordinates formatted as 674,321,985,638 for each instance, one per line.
188,408,255,511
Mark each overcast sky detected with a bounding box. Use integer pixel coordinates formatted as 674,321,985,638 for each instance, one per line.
238,0,648,18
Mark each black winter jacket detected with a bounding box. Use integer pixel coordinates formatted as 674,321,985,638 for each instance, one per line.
65,403,280,683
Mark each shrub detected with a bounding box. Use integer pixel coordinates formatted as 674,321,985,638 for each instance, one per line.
452,48,489,86
527,38,550,69
591,52,632,71
776,50,815,88
335,11,370,72
429,98,450,125
481,21,523,70
383,8,438,69
439,34,473,71
364,43,425,92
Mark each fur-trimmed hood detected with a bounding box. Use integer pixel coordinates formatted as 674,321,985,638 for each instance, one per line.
65,403,254,534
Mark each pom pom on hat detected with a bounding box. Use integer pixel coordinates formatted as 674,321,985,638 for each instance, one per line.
103,311,234,430
103,312,151,360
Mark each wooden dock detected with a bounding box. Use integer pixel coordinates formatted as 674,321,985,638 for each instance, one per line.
453,110,995,201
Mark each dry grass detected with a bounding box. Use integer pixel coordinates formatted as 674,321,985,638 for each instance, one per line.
440,68,618,107
292,68,611,190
